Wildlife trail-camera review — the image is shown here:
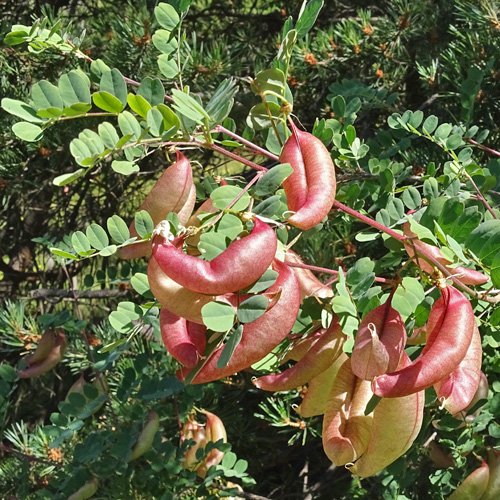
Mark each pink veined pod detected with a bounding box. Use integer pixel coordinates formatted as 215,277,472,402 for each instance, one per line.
118,151,196,260
177,259,301,384
349,353,425,478
148,255,216,324
152,217,278,295
296,352,348,418
280,121,336,230
284,249,334,300
351,291,407,380
253,317,345,391
403,222,488,286
447,461,490,500
372,285,475,398
434,321,482,415
322,358,374,466
160,309,207,369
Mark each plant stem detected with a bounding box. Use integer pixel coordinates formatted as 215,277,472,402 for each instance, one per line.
286,261,393,284
466,138,500,158
206,143,269,172
332,200,407,242
462,170,498,219
213,125,279,160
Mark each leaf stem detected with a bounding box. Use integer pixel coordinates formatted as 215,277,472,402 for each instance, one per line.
466,137,500,158
332,200,407,242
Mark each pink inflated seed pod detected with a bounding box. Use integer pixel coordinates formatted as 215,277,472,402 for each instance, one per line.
160,309,207,368
280,121,336,230
373,286,475,398
152,217,277,295
434,321,482,415
178,259,300,384
351,291,407,381
148,255,216,324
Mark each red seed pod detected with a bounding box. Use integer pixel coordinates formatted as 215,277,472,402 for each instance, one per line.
403,222,488,286
148,255,216,324
152,217,277,295
178,259,300,384
280,121,336,230
447,461,490,500
118,151,196,260
253,317,345,391
373,286,475,398
349,353,425,477
160,309,207,368
434,322,482,415
284,249,333,300
322,358,374,466
17,332,67,379
296,352,348,418
351,293,407,380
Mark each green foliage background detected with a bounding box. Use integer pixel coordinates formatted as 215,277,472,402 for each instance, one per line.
1,1,500,499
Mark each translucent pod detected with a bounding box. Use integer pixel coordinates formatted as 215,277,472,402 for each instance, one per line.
349,354,425,478
253,317,345,391
322,358,374,466
129,410,160,461
296,352,348,418
351,293,407,381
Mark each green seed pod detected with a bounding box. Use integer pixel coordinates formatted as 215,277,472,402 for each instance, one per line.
129,410,160,461
67,477,98,500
